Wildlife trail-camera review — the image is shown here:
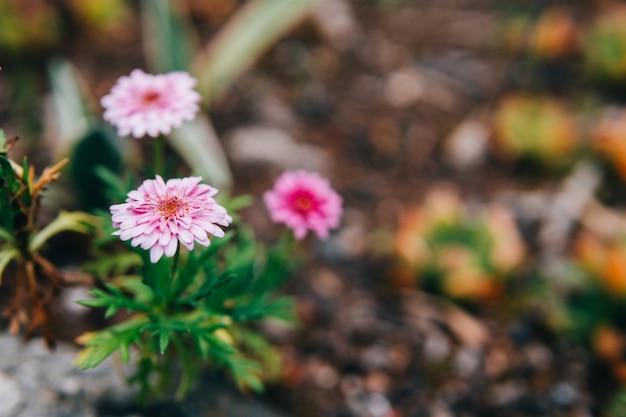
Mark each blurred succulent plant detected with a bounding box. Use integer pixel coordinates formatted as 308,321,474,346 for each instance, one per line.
544,227,626,384
0,0,61,51
574,231,626,299
501,7,579,61
394,186,526,304
584,6,626,85
66,0,132,39
529,7,579,60
593,109,626,182
492,94,578,163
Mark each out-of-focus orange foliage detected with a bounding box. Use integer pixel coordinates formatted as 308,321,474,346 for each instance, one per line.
584,5,626,83
0,0,60,50
395,186,461,268
530,7,579,60
492,95,578,162
593,110,626,182
574,231,626,296
394,186,525,303
501,7,579,60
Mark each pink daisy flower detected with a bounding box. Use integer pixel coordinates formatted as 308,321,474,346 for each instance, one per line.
110,176,232,263
101,69,201,138
264,170,342,240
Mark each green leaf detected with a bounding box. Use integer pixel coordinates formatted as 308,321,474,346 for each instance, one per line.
0,247,19,284
168,115,233,191
93,165,128,203
83,252,142,277
74,316,149,369
70,130,124,210
158,330,170,354
226,356,264,393
29,211,99,253
192,0,320,106
47,59,91,157
141,0,198,73
0,227,14,245
77,286,151,315
104,305,120,319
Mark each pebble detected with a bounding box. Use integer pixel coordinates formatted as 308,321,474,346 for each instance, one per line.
226,126,330,173
0,371,23,417
455,347,482,377
444,119,489,169
551,382,577,407
0,333,133,417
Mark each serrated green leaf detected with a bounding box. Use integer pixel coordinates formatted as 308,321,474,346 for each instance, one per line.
104,305,119,319
76,298,109,308
158,330,170,354
74,316,149,369
226,356,264,393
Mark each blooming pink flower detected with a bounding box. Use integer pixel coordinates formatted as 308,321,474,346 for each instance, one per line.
101,69,201,138
110,176,232,263
264,170,342,240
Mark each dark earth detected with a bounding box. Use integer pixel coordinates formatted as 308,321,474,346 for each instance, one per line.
1,0,624,416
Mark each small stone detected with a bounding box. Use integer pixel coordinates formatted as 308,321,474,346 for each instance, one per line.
366,393,393,417
444,119,489,169
551,382,577,406
524,344,552,370
385,68,425,108
0,372,23,417
313,364,339,390
312,0,360,51
423,330,451,362
56,376,83,397
226,126,329,172
455,347,482,377
488,380,525,406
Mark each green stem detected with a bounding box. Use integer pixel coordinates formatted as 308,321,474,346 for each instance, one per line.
170,242,180,281
154,135,165,176
171,333,193,400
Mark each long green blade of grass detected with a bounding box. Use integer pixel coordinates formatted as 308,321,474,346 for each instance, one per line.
192,0,320,107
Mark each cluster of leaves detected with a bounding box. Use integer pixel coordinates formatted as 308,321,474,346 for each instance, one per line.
0,0,322,405
394,187,526,307
490,4,626,176
0,129,96,344
533,231,626,387
75,202,298,400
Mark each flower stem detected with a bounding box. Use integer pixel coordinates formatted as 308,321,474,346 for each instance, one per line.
154,135,165,176
170,242,180,285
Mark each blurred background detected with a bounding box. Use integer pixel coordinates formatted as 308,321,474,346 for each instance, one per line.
5,0,626,416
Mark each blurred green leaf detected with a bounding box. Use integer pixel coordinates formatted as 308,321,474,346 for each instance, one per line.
0,247,19,284
71,129,124,211
47,59,91,158
75,316,150,369
168,115,233,190
192,0,320,106
141,0,198,73
29,211,99,253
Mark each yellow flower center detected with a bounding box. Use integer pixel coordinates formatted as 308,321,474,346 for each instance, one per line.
157,197,185,220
